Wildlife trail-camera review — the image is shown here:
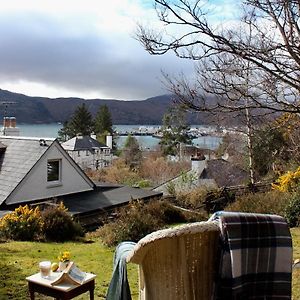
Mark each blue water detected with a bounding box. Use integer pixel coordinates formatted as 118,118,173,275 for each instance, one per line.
17,124,222,150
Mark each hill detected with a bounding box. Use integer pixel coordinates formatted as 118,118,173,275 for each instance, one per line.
0,89,213,125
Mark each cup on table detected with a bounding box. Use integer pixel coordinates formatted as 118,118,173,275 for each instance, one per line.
39,261,51,279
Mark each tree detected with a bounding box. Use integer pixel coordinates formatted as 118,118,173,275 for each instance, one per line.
94,104,114,146
94,104,113,135
137,0,300,114
58,104,94,141
159,108,192,156
122,135,142,169
252,126,287,176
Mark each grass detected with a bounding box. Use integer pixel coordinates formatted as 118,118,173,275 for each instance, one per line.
1,229,300,299
0,239,138,300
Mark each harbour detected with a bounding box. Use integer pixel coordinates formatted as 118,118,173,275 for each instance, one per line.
16,123,223,150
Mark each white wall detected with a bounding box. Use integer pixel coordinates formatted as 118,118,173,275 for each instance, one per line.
67,149,112,170
6,142,94,204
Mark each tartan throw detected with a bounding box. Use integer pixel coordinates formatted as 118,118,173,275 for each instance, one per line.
210,212,292,299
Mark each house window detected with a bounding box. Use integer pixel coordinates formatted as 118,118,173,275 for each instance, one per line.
47,160,61,182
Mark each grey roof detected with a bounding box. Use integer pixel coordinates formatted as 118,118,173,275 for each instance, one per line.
62,136,108,151
61,186,163,215
201,159,248,187
0,137,54,205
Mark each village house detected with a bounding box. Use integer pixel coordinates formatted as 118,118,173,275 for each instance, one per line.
0,135,162,226
61,135,112,170
153,156,249,195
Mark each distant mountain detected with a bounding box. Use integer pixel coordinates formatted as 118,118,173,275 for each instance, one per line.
0,89,215,125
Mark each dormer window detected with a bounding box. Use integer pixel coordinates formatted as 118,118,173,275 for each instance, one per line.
47,159,61,182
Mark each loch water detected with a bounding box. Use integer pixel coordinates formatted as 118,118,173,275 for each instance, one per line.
17,124,222,150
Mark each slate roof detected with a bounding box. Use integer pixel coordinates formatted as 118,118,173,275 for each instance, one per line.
0,136,54,205
200,159,248,187
61,185,163,215
62,136,108,151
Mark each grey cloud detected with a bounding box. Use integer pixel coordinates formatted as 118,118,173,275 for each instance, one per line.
0,12,194,99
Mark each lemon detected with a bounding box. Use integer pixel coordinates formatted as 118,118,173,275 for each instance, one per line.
51,262,59,272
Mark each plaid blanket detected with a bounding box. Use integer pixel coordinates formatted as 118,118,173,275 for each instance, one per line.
210,212,292,299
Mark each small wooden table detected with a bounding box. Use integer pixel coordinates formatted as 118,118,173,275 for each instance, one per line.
26,272,96,300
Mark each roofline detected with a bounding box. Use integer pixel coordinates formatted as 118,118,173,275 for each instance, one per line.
4,139,56,205
4,139,95,205
53,139,95,189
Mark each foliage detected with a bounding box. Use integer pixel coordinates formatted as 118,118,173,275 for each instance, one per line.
272,167,300,192
2,230,300,299
58,103,94,141
284,189,300,228
166,181,176,197
252,126,287,176
0,205,43,241
94,104,113,135
274,113,300,165
159,108,192,156
122,135,142,168
0,238,139,300
225,190,288,216
93,158,141,186
134,179,151,188
41,203,83,242
97,200,188,246
139,153,190,185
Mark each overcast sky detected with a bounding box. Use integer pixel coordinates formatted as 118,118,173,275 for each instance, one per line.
0,0,237,100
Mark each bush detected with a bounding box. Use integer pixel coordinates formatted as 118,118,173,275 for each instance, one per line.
97,200,191,246
175,187,209,210
41,203,83,242
272,167,300,192
284,189,300,227
0,205,43,241
225,190,289,216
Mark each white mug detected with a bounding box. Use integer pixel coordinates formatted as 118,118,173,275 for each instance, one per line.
39,261,51,279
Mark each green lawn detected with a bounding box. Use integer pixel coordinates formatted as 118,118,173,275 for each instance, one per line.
1,229,300,300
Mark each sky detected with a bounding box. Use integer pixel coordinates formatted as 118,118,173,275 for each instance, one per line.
0,0,237,100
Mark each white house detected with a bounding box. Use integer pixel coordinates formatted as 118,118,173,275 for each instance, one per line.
61,135,112,170
0,136,95,206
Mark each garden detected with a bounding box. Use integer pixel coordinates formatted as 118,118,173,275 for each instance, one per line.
2,166,300,299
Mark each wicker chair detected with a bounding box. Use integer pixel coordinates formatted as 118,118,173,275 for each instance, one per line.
126,221,220,300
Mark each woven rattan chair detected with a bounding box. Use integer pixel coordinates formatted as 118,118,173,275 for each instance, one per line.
126,221,220,300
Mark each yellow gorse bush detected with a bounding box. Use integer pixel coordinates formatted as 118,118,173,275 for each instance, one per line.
0,205,43,240
272,167,300,192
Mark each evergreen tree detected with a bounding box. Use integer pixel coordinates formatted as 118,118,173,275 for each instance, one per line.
122,134,142,168
159,108,192,156
94,105,113,135
58,104,94,141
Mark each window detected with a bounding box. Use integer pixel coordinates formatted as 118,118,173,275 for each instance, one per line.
47,160,61,182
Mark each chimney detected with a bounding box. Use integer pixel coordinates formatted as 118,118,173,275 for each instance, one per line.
3,117,10,128
191,156,206,176
10,117,16,128
106,135,113,149
2,117,20,136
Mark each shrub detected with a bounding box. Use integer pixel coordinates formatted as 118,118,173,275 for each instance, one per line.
272,167,300,192
175,187,209,210
225,190,288,216
284,188,300,227
0,205,43,241
97,200,191,246
41,203,83,242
